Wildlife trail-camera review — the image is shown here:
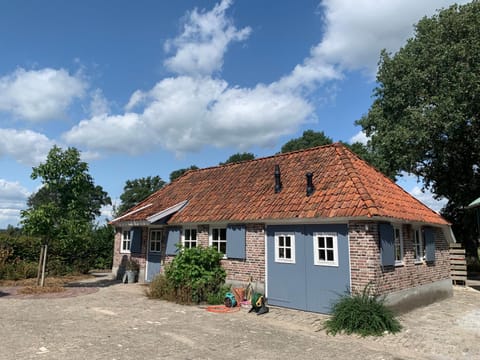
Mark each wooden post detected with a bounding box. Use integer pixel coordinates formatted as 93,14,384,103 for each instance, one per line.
40,244,48,287
36,245,45,286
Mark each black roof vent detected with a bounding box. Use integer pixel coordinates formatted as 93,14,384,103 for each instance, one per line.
274,164,282,193
306,172,314,196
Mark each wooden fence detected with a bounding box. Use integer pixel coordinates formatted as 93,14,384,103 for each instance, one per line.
449,243,467,285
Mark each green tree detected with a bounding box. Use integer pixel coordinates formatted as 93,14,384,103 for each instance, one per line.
21,146,111,276
281,130,332,153
219,152,255,165
169,165,199,182
356,2,480,257
116,176,166,215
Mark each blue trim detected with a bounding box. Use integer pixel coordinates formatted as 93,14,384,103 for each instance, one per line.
166,228,180,256
424,227,436,262
226,225,246,259
130,227,142,253
379,223,395,266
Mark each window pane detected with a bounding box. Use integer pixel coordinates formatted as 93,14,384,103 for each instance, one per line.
220,228,227,240
327,250,334,261
326,237,333,249
285,236,291,247
191,241,197,248
191,229,197,240
279,248,284,258
319,249,325,261
185,229,191,240
278,236,284,247
213,228,218,240
220,242,226,254
285,248,291,259
318,237,325,248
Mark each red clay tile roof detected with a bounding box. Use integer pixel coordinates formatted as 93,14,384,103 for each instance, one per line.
111,143,449,226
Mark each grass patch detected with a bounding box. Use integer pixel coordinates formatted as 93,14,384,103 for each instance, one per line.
19,285,66,295
324,285,402,337
0,274,92,287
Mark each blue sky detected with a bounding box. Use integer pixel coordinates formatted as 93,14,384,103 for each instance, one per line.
0,0,468,228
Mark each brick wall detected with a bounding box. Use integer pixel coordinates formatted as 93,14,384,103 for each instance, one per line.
349,221,451,295
112,227,148,279
221,223,265,284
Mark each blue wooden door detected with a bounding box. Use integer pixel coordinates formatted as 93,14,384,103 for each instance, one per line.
146,230,163,282
267,224,350,314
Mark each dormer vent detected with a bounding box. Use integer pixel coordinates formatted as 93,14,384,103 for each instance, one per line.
274,164,282,193
306,172,314,196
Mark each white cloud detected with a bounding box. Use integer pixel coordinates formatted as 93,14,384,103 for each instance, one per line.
0,67,86,121
64,76,313,154
314,0,471,76
349,130,368,145
0,128,55,165
0,179,30,228
89,88,110,116
164,0,251,76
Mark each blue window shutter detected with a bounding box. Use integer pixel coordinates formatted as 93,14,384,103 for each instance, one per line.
226,225,246,259
130,227,142,253
166,228,180,256
379,223,395,266
424,227,436,262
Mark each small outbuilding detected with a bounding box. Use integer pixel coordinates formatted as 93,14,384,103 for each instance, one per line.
110,143,453,313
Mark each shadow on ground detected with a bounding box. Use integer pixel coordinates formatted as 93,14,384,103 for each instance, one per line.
65,272,121,288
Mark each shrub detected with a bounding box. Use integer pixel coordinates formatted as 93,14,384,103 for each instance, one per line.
206,284,231,305
148,246,227,304
324,284,402,337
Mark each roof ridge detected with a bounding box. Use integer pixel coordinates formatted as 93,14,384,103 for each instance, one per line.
336,144,380,218
183,143,341,175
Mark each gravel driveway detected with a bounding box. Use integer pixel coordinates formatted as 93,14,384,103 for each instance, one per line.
1,275,479,360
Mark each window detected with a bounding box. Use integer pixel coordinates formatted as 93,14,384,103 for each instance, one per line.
211,227,227,255
274,233,295,263
313,233,338,266
150,230,163,253
394,225,404,265
183,228,197,249
413,228,424,263
121,229,131,253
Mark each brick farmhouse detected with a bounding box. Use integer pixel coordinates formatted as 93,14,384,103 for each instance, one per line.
110,143,453,313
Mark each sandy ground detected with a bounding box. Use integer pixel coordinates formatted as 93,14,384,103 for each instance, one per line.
0,274,479,360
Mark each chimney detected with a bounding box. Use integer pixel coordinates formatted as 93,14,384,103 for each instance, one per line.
306,172,314,196
274,164,282,193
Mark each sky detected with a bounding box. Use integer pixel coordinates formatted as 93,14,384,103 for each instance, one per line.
0,0,470,228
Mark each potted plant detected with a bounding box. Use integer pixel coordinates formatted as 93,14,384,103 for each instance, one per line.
125,258,140,283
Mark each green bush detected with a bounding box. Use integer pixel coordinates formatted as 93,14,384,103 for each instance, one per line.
324,285,402,337
148,246,227,304
0,259,38,280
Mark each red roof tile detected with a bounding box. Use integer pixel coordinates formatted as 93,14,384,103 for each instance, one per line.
111,143,449,226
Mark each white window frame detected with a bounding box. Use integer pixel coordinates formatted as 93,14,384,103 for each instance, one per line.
313,232,338,267
394,225,404,265
210,227,227,257
274,232,296,264
413,227,425,263
121,229,131,254
182,227,198,249
149,230,163,253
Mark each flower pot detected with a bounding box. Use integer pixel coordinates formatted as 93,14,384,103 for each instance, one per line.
126,270,138,283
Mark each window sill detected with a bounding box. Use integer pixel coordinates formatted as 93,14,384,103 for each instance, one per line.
414,260,424,265
314,262,338,267
394,261,404,267
120,250,131,254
